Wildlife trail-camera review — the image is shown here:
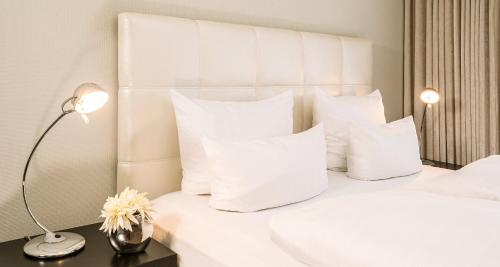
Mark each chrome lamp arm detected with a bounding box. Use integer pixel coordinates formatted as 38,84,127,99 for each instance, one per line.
21,97,75,236
419,104,435,166
419,103,428,148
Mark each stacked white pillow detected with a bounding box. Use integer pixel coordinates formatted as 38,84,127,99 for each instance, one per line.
171,90,294,195
203,124,328,212
313,88,386,171
346,116,422,180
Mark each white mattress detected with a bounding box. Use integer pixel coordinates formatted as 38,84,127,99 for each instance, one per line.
152,166,452,267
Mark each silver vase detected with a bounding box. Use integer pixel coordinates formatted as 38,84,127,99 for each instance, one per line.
108,214,153,254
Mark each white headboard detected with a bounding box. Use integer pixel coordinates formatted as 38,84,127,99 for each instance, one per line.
117,12,372,198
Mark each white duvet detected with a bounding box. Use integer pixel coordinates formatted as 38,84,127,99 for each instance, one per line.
270,156,500,267
410,155,500,201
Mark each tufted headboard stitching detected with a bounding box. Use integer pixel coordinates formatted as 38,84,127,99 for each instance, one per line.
117,12,373,198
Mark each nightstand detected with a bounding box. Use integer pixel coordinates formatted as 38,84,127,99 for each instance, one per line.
0,223,177,267
423,159,463,170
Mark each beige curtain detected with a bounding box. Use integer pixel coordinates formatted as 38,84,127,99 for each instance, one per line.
404,0,500,165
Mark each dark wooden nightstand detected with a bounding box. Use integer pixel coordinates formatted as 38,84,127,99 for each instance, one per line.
0,223,177,267
423,159,463,170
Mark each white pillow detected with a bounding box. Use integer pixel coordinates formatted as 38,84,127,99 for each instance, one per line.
203,124,328,212
313,88,386,171
347,116,422,180
171,90,294,195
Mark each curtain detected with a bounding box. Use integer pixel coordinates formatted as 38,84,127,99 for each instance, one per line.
404,0,500,165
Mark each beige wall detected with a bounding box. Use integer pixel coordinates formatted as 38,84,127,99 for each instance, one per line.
0,0,403,242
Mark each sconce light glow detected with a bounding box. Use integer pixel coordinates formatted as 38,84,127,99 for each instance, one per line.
420,88,440,104
72,83,109,114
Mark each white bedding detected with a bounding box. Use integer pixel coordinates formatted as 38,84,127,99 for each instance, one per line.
152,166,451,267
270,156,500,267
410,155,500,201
270,190,500,267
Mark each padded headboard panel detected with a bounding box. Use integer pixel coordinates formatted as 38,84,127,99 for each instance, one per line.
117,12,372,198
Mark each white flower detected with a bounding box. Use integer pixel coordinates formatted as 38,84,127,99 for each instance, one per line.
99,187,153,235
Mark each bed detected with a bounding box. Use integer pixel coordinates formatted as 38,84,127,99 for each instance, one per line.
152,167,451,267
116,13,378,264
116,12,494,267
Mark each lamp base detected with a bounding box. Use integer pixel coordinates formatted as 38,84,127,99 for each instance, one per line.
23,232,85,258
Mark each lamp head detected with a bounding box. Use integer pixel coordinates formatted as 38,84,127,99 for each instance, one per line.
420,88,440,105
71,83,108,114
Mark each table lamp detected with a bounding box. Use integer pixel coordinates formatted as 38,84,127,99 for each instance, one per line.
22,83,108,258
419,88,440,163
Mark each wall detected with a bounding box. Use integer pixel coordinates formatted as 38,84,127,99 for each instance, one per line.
0,0,403,242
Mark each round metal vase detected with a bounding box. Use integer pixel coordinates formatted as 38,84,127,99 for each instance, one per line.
108,215,153,254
